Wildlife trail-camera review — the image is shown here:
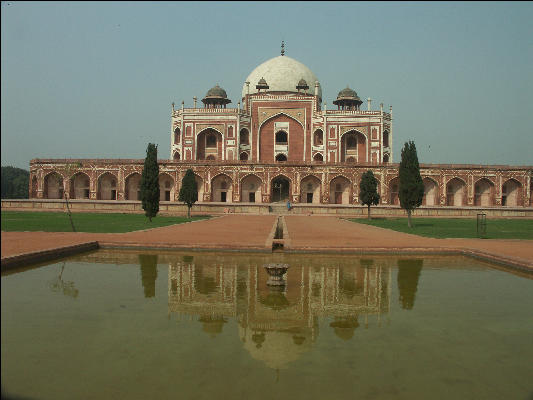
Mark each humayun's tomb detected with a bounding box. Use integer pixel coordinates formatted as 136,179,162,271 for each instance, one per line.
22,45,533,216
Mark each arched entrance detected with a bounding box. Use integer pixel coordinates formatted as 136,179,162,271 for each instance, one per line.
389,177,399,205
340,130,366,162
97,173,117,200
31,176,37,198
159,173,175,201
195,174,205,202
241,174,262,203
211,174,232,202
329,176,351,204
197,128,222,160
125,173,141,200
44,172,63,199
446,178,466,206
70,172,90,199
300,175,321,204
422,178,438,206
474,178,494,206
271,176,290,202
501,179,521,206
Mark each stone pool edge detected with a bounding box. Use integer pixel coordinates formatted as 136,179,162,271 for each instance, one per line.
1,241,531,276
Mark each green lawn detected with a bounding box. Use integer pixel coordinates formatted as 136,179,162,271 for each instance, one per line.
348,217,533,239
1,211,210,233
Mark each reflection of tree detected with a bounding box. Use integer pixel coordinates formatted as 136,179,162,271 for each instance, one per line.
397,259,423,310
339,270,363,299
49,263,79,298
139,254,158,298
329,316,359,341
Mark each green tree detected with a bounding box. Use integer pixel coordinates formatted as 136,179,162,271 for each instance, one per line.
359,170,381,219
178,168,198,219
399,141,424,228
140,143,160,222
1,166,29,199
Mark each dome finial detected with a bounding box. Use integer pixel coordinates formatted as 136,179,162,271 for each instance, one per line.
281,40,285,56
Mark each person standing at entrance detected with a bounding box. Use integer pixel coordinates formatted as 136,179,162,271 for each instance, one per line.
287,200,291,211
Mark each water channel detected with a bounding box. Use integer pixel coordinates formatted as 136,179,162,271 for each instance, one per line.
2,251,532,399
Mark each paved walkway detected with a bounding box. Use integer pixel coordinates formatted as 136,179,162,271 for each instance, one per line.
1,215,532,272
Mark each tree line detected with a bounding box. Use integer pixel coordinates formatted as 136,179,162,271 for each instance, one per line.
1,166,29,199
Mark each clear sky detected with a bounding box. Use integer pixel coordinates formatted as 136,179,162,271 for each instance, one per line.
2,1,532,170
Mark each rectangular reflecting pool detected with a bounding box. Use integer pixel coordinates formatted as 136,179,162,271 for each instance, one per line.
2,251,533,400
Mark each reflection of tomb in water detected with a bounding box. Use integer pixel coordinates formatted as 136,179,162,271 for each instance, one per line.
168,258,391,369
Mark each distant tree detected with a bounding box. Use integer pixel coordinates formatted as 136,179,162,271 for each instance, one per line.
359,170,381,219
1,166,29,199
399,141,424,228
140,143,160,222
178,169,198,219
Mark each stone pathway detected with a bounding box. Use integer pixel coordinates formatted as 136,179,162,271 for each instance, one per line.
1,215,532,272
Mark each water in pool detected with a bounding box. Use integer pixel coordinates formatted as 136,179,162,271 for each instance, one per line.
2,250,532,400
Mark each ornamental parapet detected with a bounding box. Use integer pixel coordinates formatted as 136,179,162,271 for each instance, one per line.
172,108,247,117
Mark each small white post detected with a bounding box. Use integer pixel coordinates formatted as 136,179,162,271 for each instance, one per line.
367,98,372,111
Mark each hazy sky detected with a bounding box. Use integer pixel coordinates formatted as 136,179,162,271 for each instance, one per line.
2,1,532,170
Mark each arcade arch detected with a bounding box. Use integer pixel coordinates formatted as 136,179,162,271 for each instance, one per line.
44,172,63,199
241,174,262,203
389,177,399,205
422,177,438,206
125,173,141,200
340,130,366,163
70,172,90,199
211,174,232,202
446,178,466,206
474,178,495,206
159,173,175,201
31,176,37,199
329,176,351,204
97,172,117,200
501,178,521,207
300,175,321,204
271,175,290,202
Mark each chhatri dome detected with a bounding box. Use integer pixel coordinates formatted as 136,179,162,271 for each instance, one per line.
242,45,322,100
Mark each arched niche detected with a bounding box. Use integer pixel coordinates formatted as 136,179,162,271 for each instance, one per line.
341,130,366,163
240,151,249,161
211,174,232,202
240,128,249,145
383,130,390,147
446,178,466,206
501,178,522,207
275,153,287,162
174,127,181,144
194,174,205,202
44,172,63,199
97,172,117,200
300,175,321,204
383,154,390,163
173,152,181,161
422,177,438,206
275,130,288,144
197,128,222,160
313,153,323,163
313,129,323,146
241,174,262,203
474,178,495,206
329,176,351,204
70,172,90,199
159,173,175,201
125,173,141,201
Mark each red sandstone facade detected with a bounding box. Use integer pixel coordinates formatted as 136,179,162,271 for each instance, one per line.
29,52,533,208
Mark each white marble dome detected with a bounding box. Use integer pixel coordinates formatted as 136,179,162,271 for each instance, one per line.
242,55,322,100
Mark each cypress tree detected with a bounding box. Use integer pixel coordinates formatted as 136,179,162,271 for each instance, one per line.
178,168,198,219
359,170,381,219
398,141,424,228
140,143,160,222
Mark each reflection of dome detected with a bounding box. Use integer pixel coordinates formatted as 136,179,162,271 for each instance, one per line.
242,55,322,100
240,326,313,369
329,316,359,341
199,315,227,338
